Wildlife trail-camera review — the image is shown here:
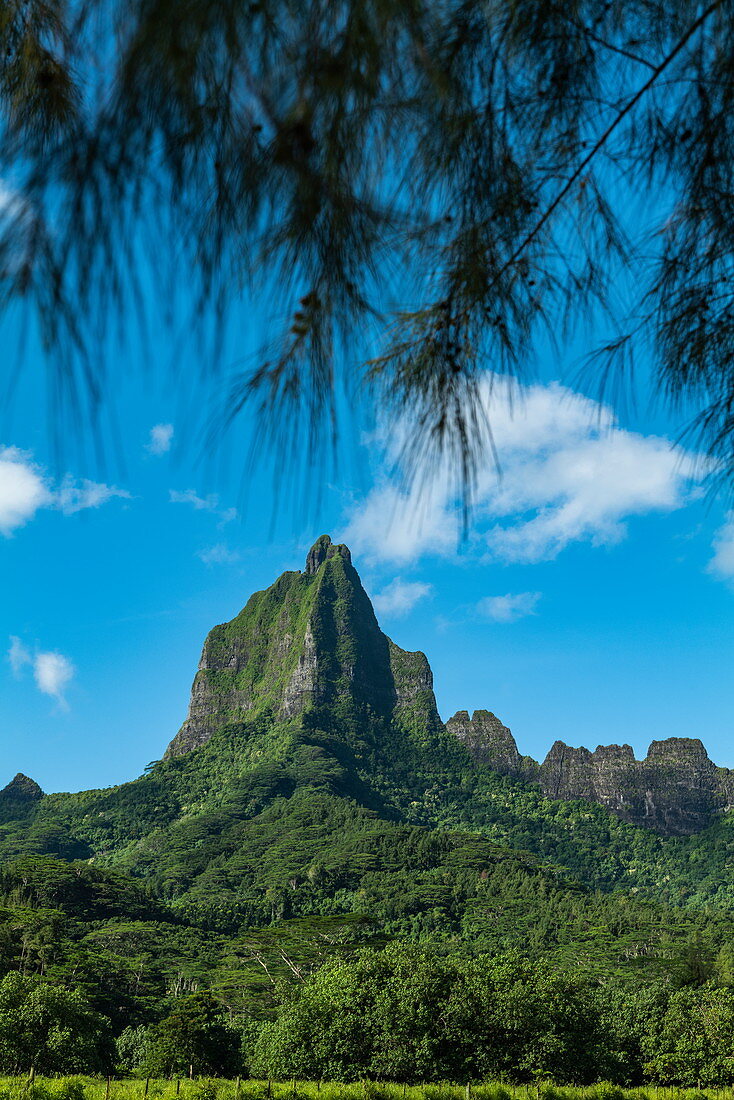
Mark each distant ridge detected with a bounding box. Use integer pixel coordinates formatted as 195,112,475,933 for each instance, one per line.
447,710,734,835
160,534,733,836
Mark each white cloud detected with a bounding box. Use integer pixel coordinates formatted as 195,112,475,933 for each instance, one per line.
146,423,174,456
0,447,52,535
372,578,433,618
478,591,541,623
341,377,704,564
709,513,734,579
7,636,75,709
197,543,241,566
0,181,33,273
8,636,31,675
344,481,455,564
0,446,129,535
56,476,130,515
33,650,75,708
0,182,28,223
169,489,237,525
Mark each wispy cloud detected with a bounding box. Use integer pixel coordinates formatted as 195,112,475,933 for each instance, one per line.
477,591,542,623
709,513,734,579
372,578,432,618
0,446,129,536
8,636,76,710
8,636,31,676
0,181,33,272
197,543,241,566
146,423,174,456
169,489,237,525
34,651,75,708
56,476,130,515
341,377,704,565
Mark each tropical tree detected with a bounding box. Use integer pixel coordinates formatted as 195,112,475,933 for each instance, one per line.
2,0,734,507
252,946,605,1082
643,983,734,1086
115,1023,152,1076
0,971,111,1074
144,990,242,1077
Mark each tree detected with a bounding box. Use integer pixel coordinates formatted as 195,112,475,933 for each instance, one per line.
0,971,111,1074
115,1024,152,1076
595,979,670,1086
2,0,734,510
251,946,606,1083
443,953,607,1084
144,991,242,1077
643,983,734,1085
251,956,373,1081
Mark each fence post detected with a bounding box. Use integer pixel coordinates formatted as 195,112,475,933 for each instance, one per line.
189,1066,194,1081
176,1082,181,1097
145,1080,150,1098
105,1077,111,1100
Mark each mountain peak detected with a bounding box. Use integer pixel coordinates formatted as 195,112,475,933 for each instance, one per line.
165,534,442,759
1,773,43,801
305,534,351,575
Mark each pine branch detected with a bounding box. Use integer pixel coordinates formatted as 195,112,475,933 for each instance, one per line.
492,0,725,292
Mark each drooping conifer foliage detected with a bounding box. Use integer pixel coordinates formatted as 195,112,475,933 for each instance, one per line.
2,0,734,500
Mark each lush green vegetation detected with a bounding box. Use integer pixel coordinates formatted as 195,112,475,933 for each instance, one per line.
4,1082,734,1100
2,908,734,1084
3,550,734,1083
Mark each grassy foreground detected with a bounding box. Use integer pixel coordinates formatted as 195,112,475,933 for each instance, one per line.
0,1081,725,1100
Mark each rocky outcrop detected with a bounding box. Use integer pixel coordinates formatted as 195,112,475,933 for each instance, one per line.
166,535,441,757
165,532,733,837
538,736,734,833
0,773,44,823
446,710,523,772
305,534,351,575
0,773,43,801
449,710,734,835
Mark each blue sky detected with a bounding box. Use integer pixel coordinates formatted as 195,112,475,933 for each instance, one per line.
2,310,734,794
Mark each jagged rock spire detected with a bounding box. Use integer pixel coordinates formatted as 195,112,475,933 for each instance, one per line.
305,534,351,575
446,710,521,771
165,535,441,758
452,715,734,835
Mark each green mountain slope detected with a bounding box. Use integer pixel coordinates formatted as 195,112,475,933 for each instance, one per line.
2,535,734,1028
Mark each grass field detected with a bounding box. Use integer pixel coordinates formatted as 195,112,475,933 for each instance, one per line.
0,1080,725,1100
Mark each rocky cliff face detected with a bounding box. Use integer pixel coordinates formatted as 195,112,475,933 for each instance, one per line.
166,535,442,758
445,710,522,771
166,533,732,837
448,710,734,834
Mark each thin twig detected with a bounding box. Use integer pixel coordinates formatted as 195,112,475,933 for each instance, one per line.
581,28,656,70
493,0,725,290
